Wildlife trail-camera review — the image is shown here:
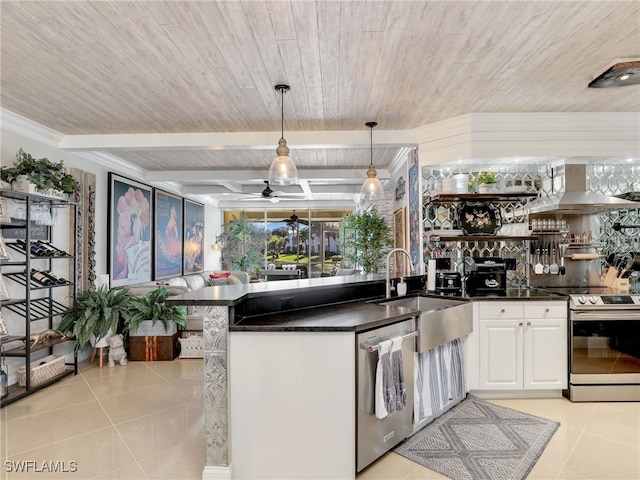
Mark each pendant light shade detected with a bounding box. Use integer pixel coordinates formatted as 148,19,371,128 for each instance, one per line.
360,121,384,201
269,84,299,186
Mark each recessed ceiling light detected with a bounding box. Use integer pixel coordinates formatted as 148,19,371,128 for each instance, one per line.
589,58,640,88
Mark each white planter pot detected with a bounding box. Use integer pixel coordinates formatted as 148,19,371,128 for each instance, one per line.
11,175,32,193
90,328,115,348
478,184,493,194
129,320,177,337
11,175,68,200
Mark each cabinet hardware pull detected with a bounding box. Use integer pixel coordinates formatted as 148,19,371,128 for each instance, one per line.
527,322,531,326
545,308,549,313
518,322,523,326
501,309,506,313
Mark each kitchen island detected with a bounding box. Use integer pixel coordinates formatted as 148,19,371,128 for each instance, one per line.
166,275,566,480
167,273,423,480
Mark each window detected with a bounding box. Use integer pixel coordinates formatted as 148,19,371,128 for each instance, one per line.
223,209,352,277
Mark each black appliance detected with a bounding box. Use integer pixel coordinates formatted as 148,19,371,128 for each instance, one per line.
435,271,462,294
465,257,507,296
433,258,462,294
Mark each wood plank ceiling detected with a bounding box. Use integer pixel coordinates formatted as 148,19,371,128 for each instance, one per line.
1,0,638,206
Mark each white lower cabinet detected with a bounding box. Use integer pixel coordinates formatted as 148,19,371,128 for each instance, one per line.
477,301,567,391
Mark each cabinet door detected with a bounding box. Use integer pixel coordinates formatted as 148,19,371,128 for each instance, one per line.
478,319,523,390
523,318,568,389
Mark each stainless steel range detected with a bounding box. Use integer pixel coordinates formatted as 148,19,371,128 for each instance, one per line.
564,287,640,401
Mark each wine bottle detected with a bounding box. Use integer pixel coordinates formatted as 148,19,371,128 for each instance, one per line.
16,239,47,256
43,270,68,285
35,241,66,257
30,269,54,286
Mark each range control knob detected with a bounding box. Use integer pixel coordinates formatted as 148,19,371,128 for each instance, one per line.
588,296,598,304
577,296,587,304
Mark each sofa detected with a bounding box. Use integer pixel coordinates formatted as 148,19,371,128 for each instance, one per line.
126,270,250,331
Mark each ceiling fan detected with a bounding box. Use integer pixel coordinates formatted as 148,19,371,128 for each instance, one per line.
240,181,297,202
283,210,309,226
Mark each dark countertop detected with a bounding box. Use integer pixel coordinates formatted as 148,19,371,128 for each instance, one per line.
166,273,389,307
167,275,567,333
231,300,422,333
464,288,568,301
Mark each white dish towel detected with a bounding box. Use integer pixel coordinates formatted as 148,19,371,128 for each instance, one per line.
375,339,393,419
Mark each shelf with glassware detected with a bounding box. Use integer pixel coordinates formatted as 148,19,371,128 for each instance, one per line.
424,192,539,242
0,189,78,407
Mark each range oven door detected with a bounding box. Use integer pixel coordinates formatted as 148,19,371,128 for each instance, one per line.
569,309,640,401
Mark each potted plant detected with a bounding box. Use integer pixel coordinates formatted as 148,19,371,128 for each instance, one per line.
340,207,392,274
468,171,497,193
127,286,187,337
0,148,80,196
58,285,134,352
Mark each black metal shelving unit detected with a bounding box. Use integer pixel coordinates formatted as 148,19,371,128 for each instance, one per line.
1,189,78,407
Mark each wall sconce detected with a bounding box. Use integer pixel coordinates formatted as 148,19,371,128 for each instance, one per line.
211,236,222,251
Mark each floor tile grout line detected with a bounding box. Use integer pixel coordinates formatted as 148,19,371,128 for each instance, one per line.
86,364,153,480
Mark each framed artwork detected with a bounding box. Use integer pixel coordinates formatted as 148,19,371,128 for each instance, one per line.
393,208,406,249
154,189,183,279
108,173,153,288
2,220,49,241
183,199,204,274
408,149,421,268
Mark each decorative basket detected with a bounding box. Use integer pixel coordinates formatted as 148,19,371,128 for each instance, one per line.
179,335,204,358
18,355,66,386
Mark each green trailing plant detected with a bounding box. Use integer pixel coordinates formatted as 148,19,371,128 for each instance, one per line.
340,208,392,274
127,286,187,333
0,148,80,194
58,285,134,352
221,212,269,272
468,171,497,192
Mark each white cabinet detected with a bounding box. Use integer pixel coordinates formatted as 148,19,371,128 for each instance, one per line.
477,301,567,391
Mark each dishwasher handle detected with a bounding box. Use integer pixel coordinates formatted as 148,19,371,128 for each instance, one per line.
365,331,418,352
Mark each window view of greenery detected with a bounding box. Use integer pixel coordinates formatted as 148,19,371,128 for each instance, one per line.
223,209,352,278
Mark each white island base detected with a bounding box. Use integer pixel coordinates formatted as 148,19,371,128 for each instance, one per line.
229,330,356,479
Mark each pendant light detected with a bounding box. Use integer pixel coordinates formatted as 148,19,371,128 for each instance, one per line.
269,84,299,186
360,121,384,201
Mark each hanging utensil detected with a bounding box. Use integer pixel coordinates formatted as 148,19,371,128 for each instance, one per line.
534,243,543,274
549,242,559,275
559,243,569,275
544,242,551,274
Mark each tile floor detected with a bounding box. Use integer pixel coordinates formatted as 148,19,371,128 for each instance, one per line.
1,358,638,479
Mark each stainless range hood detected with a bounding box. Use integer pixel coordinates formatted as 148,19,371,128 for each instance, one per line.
526,163,639,214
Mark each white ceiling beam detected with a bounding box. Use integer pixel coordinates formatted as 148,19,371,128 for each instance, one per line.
182,184,362,196
146,168,390,182
59,130,417,151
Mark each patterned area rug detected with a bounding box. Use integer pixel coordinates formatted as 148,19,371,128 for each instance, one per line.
394,395,559,480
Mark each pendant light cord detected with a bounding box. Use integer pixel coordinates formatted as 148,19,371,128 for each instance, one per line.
281,87,284,139
366,121,377,167
370,124,373,166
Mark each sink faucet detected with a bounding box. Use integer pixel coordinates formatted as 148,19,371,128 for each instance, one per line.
386,248,413,298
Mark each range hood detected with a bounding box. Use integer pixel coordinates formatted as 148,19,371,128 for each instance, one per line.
526,163,639,214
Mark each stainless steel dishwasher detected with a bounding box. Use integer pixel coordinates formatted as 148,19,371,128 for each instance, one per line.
356,317,417,472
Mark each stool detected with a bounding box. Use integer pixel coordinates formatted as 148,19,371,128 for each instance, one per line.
90,347,106,368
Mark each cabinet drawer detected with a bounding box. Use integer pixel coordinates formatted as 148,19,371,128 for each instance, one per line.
477,302,523,319
523,302,567,319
